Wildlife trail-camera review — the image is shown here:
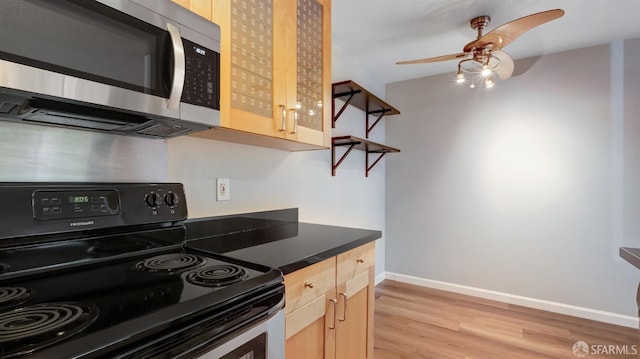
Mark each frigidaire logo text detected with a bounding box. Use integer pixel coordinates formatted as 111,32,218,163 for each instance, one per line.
69,221,94,227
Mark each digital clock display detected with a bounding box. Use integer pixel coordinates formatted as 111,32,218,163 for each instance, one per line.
69,196,89,204
33,189,120,221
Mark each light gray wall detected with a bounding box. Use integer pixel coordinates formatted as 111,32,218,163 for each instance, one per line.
385,41,640,317
624,38,640,252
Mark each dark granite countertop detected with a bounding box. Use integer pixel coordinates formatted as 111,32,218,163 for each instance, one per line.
620,247,640,270
184,209,381,274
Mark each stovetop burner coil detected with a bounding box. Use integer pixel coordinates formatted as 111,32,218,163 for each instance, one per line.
0,287,35,312
133,253,206,274
0,302,97,358
186,265,249,287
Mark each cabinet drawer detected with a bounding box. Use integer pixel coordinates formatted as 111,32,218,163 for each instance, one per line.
284,257,336,314
285,291,330,340
336,242,375,285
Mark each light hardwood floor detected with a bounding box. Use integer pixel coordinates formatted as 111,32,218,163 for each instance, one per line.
374,280,639,359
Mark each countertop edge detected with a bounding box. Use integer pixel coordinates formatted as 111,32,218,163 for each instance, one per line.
279,230,382,275
620,247,640,270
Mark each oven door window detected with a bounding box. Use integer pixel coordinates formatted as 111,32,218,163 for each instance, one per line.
220,333,266,359
0,0,170,97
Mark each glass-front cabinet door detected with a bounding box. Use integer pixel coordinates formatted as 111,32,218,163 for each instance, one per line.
212,0,280,138
291,0,330,147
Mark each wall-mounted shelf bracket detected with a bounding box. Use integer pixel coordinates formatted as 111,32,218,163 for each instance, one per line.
331,80,400,136
366,108,392,138
332,136,400,177
332,88,361,128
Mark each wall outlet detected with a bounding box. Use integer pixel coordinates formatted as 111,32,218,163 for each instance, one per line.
216,178,230,201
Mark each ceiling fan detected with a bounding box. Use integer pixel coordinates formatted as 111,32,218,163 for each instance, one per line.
397,9,565,88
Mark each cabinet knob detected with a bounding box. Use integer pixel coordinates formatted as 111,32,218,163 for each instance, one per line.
304,282,314,289
357,258,364,263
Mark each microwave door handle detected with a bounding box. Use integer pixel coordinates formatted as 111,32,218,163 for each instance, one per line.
166,23,185,110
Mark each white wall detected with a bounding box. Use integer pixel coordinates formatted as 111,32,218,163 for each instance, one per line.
385,41,640,321
167,43,388,277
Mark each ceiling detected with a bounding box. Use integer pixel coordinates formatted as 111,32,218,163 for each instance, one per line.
331,0,640,85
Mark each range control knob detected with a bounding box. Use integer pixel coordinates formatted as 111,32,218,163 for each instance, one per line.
164,192,178,206
145,193,159,207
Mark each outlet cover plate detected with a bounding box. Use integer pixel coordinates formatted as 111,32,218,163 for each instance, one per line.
216,178,230,201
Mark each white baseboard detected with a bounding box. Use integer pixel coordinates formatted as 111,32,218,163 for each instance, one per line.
382,271,639,329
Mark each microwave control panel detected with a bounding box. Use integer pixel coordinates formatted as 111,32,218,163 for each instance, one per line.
182,38,220,110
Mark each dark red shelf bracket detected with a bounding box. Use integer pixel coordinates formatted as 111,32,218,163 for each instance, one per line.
332,136,398,177
366,152,387,178
332,141,359,176
330,81,401,176
332,89,361,128
365,108,392,138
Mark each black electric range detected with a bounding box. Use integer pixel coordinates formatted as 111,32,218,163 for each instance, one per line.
0,183,284,359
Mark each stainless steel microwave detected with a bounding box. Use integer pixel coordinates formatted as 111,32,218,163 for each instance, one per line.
0,0,220,138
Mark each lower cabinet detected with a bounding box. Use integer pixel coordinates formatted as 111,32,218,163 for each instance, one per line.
284,242,376,359
335,269,374,359
285,288,337,359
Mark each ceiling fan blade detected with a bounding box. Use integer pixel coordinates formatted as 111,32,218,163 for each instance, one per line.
492,50,514,80
396,52,468,65
463,9,564,52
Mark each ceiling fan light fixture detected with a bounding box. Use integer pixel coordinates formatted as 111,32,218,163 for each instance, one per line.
396,9,565,88
481,64,491,77
456,69,465,83
484,76,495,88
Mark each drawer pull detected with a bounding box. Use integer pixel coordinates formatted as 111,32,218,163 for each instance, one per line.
304,282,314,289
356,258,364,263
328,298,338,329
338,292,348,322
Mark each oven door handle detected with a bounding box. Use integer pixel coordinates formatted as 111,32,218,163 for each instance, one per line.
166,23,185,110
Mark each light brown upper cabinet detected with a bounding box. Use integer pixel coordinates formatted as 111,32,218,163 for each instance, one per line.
176,0,332,151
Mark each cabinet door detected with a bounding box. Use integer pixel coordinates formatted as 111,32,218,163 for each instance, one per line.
336,268,375,359
286,289,337,359
289,0,331,147
212,0,287,138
